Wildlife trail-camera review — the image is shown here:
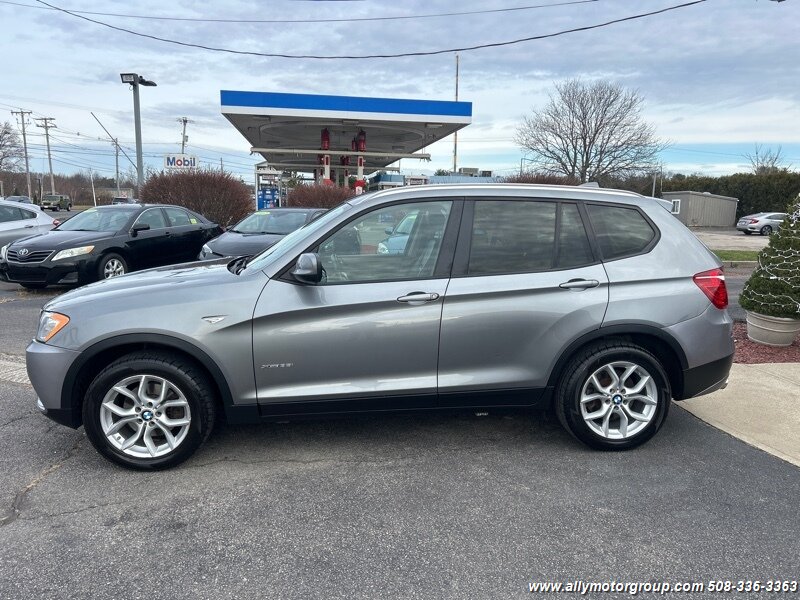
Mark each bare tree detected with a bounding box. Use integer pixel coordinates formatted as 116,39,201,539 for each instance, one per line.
745,144,787,175
0,121,24,172
514,79,666,183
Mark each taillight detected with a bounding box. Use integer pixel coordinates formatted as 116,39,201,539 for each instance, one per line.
749,219,759,224
693,268,728,309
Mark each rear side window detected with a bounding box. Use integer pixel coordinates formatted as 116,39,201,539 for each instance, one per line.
468,201,557,275
587,204,655,260
557,203,593,268
0,205,23,223
165,207,193,226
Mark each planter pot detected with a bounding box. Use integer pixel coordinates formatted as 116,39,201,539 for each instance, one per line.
745,311,800,347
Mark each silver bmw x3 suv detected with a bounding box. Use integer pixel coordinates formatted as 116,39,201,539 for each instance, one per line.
27,184,734,469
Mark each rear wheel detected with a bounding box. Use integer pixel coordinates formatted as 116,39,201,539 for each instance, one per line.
760,225,772,236
555,342,670,450
82,352,217,470
66,204,72,212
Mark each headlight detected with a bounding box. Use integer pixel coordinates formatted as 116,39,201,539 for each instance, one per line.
52,246,94,261
0,244,7,261
36,311,70,343
199,244,212,259
377,242,389,255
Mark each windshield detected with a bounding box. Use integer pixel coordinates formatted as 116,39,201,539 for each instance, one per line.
56,207,136,232
243,203,352,273
232,210,312,235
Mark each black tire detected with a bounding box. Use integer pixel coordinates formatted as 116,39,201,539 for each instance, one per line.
97,252,128,280
66,204,72,212
20,283,46,290
82,351,217,470
760,225,772,236
742,230,752,235
555,341,670,450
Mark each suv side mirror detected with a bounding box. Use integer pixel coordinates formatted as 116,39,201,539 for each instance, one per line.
131,223,150,237
292,252,323,284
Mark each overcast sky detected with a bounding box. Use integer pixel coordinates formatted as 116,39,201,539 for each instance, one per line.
1,0,798,182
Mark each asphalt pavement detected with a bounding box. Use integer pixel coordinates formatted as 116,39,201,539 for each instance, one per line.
0,230,796,599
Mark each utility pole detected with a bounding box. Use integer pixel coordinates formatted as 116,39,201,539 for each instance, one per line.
453,53,459,175
114,139,120,194
91,112,136,195
220,157,224,172
11,110,32,198
178,117,193,154
35,117,56,194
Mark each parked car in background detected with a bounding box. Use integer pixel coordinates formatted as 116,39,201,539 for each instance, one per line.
0,199,57,250
0,204,221,289
736,212,787,235
4,195,34,204
198,207,326,260
40,194,72,212
26,184,733,469
112,197,139,205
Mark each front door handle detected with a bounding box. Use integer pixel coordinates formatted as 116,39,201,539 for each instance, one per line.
559,279,600,290
397,292,440,303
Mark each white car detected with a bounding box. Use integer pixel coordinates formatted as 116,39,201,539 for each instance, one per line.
0,199,58,250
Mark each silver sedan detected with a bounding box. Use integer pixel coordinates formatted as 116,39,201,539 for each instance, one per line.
736,212,787,235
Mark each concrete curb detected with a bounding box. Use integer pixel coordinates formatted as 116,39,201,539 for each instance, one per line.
721,260,757,268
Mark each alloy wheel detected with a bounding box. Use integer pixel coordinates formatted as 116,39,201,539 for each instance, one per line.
103,258,126,278
579,361,658,440
99,374,192,458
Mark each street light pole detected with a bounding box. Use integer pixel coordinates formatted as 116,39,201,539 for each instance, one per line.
120,73,157,194
132,81,144,191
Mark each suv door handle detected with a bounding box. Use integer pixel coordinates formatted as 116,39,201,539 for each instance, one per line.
397,292,440,303
559,279,600,290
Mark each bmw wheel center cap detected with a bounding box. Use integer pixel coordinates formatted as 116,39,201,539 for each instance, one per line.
142,410,154,421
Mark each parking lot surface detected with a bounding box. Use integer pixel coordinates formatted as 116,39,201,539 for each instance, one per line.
0,276,798,598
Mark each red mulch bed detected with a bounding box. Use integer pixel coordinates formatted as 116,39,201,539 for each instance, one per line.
733,321,800,364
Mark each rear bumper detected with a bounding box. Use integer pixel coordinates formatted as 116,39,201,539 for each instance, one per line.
675,353,733,400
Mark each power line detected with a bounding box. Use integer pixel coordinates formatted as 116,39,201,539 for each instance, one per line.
6,1,600,24
35,0,708,59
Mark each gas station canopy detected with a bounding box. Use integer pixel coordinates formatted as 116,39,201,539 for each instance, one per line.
221,90,472,175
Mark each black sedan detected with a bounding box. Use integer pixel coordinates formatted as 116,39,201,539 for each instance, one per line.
198,207,326,260
0,204,222,289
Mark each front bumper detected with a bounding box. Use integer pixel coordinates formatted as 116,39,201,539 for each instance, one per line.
26,340,83,428
5,257,93,286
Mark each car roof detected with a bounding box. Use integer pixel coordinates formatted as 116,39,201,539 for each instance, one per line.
0,198,42,209
349,183,646,207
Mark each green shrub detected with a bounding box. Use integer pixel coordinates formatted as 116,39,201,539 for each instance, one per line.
739,195,800,319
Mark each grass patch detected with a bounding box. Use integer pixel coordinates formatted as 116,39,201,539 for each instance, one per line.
713,250,760,262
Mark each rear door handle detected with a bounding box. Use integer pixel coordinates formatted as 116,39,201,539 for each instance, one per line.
559,279,600,290
397,292,440,303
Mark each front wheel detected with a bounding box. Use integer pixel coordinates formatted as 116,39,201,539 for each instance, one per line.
82,352,217,470
98,252,128,280
555,342,670,450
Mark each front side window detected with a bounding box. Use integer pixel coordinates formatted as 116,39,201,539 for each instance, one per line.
317,200,452,283
134,208,168,230
587,204,655,260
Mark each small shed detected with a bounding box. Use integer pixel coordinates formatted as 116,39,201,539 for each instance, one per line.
661,191,739,227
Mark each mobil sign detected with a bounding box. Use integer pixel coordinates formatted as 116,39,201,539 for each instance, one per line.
164,154,198,169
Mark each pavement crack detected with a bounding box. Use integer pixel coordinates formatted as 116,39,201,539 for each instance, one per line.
0,436,83,528
0,414,37,428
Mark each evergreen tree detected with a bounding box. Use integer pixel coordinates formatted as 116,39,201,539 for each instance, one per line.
739,194,800,319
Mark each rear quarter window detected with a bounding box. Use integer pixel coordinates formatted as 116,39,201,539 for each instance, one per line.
587,204,656,260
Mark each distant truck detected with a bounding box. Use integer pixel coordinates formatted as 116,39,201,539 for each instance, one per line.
40,194,72,212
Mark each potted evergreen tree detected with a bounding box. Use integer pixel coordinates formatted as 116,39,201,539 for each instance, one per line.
739,194,800,346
